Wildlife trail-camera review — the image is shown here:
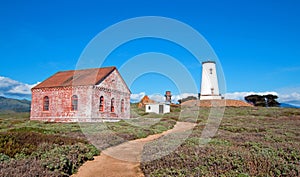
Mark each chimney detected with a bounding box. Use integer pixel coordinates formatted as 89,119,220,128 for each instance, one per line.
165,91,172,103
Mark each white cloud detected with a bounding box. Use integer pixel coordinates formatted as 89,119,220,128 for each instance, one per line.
149,94,165,103
0,76,20,87
224,91,278,101
278,92,300,106
151,93,198,103
130,92,198,103
130,92,146,103
0,76,39,99
131,91,300,107
8,84,32,95
172,93,198,103
225,91,300,107
279,92,300,102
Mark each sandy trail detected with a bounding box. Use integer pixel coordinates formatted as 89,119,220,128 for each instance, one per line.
72,122,196,177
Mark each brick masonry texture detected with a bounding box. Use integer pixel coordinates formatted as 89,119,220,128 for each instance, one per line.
30,68,131,122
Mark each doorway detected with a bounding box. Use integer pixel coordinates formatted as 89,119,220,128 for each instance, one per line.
159,105,163,114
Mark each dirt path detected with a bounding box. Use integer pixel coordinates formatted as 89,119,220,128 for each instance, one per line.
72,122,196,177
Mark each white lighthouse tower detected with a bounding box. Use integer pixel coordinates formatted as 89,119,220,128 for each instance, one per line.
200,61,222,100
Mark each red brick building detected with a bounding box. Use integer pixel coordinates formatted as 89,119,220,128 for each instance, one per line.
30,67,131,122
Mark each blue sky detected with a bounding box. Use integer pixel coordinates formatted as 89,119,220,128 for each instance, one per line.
0,0,300,105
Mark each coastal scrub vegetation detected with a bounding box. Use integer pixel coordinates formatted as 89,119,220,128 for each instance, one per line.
0,108,176,176
141,107,300,176
0,106,299,176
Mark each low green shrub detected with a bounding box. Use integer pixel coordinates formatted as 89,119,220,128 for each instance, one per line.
0,131,86,157
141,107,300,176
0,153,10,162
38,143,99,175
0,158,61,177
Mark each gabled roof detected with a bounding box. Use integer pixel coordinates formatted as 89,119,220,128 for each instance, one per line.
33,67,116,89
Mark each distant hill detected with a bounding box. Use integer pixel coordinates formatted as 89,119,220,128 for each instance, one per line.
280,103,300,108
0,96,31,112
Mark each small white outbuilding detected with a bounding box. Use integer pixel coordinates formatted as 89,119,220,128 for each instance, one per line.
145,103,170,114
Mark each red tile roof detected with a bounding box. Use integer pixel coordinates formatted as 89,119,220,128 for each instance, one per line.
33,67,116,89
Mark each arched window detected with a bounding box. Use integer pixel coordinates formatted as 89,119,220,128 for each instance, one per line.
209,68,213,74
99,96,104,112
111,98,115,112
43,96,49,111
121,99,124,112
71,95,78,111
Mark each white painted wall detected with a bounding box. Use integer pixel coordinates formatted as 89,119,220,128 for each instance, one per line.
164,104,170,113
145,104,170,114
200,61,222,100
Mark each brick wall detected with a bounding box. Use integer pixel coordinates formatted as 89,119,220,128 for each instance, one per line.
30,70,130,122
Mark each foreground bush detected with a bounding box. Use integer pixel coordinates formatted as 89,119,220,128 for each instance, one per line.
142,144,299,176
0,109,177,176
141,107,300,176
38,143,99,176
0,142,99,177
0,158,61,177
0,131,87,157
0,131,99,176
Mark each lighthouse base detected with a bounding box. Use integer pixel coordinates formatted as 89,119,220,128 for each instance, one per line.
200,95,223,100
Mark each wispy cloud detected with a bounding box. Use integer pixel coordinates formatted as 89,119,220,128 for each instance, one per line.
171,93,198,103
130,92,198,103
224,91,278,100
130,92,146,102
0,76,39,99
131,91,300,107
2,75,300,107
225,91,300,107
149,94,165,103
278,92,300,106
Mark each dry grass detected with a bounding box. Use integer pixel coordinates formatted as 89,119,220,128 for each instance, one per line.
0,106,176,176
1,106,300,176
141,107,300,176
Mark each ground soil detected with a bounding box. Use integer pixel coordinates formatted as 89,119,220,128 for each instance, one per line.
72,122,196,177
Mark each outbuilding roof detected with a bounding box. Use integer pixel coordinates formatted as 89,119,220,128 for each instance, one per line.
33,66,116,89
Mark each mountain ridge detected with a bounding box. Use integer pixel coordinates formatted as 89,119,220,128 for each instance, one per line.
280,102,300,108
0,96,31,112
